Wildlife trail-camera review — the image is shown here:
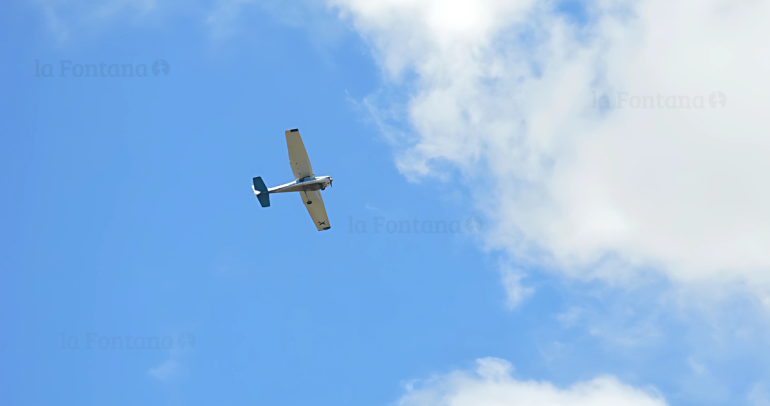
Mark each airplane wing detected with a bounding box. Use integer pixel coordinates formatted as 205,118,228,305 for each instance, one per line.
285,129,314,180
300,190,330,231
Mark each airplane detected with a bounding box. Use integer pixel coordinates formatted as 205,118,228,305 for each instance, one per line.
252,129,333,231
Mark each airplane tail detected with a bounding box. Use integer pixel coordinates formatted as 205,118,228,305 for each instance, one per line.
252,177,270,207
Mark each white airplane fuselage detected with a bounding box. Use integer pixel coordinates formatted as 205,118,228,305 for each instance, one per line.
253,175,333,196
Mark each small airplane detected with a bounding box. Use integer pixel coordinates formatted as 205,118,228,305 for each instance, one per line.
252,129,333,231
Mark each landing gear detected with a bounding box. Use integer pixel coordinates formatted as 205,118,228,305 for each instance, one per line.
306,201,312,204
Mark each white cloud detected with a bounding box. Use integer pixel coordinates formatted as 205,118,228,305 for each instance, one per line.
33,0,160,41
556,306,584,329
398,357,666,406
500,266,534,308
206,0,254,38
749,383,770,406
330,0,770,292
687,357,707,375
148,358,178,381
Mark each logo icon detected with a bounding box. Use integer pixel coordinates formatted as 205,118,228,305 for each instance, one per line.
177,332,195,349
152,59,170,77
465,216,483,233
709,91,726,108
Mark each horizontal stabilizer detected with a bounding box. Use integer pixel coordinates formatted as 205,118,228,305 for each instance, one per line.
252,177,270,207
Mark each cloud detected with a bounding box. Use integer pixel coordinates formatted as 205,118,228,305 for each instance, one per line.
148,358,178,381
686,357,707,375
553,292,664,347
330,0,770,293
749,383,770,406
398,357,666,406
500,266,534,309
205,0,255,38
32,0,159,41
556,306,584,329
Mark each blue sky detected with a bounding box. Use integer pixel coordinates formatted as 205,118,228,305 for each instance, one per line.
2,1,770,405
